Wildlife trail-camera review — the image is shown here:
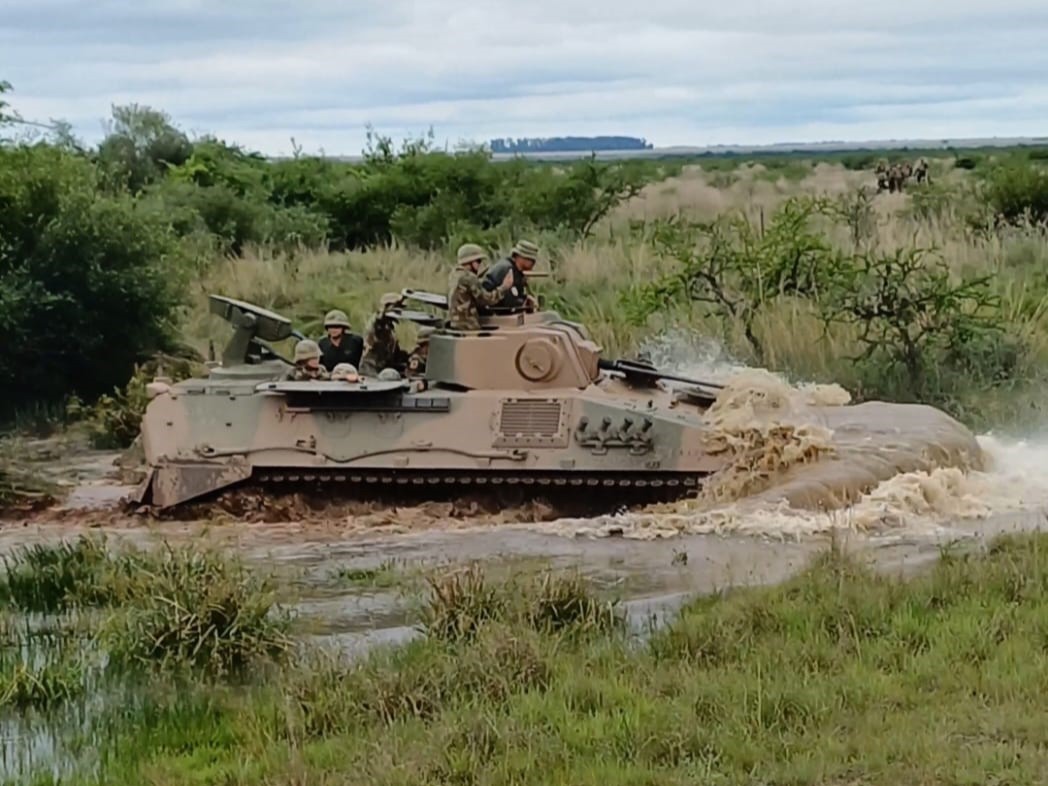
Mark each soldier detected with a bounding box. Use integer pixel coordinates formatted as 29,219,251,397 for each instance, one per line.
359,293,409,376
875,159,890,192
447,243,514,331
331,362,360,382
285,339,330,381
890,161,913,192
481,239,540,311
913,157,930,185
405,326,434,377
318,309,363,372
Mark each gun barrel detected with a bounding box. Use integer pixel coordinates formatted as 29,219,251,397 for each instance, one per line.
599,358,724,390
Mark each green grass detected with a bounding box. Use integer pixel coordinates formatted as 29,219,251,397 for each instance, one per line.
0,538,112,613
0,537,294,678
26,533,1048,785
329,558,406,589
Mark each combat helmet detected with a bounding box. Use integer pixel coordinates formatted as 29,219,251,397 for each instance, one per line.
293,339,321,362
511,239,539,261
377,368,402,381
331,362,359,380
323,309,351,329
456,243,487,266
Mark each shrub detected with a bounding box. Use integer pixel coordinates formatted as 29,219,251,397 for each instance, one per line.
0,145,191,416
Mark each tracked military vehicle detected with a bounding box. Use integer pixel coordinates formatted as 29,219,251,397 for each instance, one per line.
131,292,732,510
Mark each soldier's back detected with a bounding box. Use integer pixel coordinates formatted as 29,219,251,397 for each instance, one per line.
448,268,484,330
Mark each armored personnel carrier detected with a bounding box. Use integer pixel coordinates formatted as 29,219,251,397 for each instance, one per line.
131,292,731,511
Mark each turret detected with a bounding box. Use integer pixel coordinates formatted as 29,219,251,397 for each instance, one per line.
424,310,603,390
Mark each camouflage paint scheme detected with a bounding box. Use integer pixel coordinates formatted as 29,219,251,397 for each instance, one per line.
133,294,731,508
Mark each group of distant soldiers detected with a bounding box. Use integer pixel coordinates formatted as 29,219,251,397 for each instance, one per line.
875,157,931,193
284,239,541,383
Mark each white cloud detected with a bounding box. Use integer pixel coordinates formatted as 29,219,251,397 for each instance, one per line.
3,0,1047,155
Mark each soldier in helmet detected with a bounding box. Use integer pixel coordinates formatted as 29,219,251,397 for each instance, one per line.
405,326,434,377
481,239,540,311
359,293,410,376
285,339,330,381
318,309,363,372
447,243,514,331
331,362,360,382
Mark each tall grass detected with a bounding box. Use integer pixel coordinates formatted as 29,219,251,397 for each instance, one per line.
0,537,293,676
99,543,294,675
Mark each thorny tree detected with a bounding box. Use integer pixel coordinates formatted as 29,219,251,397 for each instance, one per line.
819,247,1005,395
627,197,839,363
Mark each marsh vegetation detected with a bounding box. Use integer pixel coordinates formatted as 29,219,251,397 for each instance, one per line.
2,533,1047,784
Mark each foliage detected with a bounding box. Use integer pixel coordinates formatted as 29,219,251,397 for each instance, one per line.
67,352,203,449
0,656,85,711
819,247,1013,398
95,104,194,193
982,162,1048,226
0,144,192,417
626,198,839,361
33,532,1048,785
99,543,294,675
0,535,293,676
0,79,15,128
0,93,660,423
0,462,59,511
0,539,105,612
3,82,1048,435
624,193,1030,412
421,563,623,643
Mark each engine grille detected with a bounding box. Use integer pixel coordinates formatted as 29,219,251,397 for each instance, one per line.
494,399,568,447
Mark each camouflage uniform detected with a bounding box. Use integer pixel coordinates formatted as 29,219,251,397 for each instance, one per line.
287,365,330,381
285,339,330,380
405,326,434,377
360,294,408,376
448,243,512,331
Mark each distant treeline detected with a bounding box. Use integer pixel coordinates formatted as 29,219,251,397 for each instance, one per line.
489,136,654,153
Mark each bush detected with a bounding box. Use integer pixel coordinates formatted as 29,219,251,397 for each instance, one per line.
0,537,111,612
0,144,191,417
982,163,1048,225
100,543,294,675
420,564,624,643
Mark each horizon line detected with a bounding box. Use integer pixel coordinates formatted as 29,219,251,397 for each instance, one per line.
265,133,1048,161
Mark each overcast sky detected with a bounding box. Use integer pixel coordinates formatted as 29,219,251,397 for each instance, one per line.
3,0,1047,155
